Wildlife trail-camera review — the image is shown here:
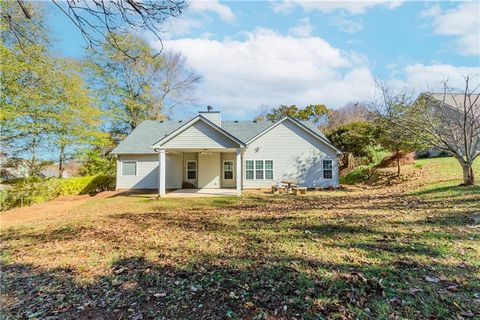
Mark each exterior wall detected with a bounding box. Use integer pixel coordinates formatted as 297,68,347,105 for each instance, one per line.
242,120,339,189
198,152,221,188
162,121,237,149
116,154,182,190
220,152,236,188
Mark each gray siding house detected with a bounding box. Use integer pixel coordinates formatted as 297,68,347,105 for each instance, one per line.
111,109,341,196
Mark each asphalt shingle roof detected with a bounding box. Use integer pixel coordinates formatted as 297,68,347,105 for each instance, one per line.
427,93,480,112
111,118,330,154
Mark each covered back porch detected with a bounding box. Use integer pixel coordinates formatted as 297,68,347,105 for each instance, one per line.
157,148,242,197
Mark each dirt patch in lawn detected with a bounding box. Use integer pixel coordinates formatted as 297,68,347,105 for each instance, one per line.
0,191,122,228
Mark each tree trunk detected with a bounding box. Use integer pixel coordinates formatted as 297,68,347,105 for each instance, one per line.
461,162,475,186
58,144,65,178
30,137,37,177
396,150,401,177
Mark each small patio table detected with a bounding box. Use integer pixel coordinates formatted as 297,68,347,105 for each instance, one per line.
281,179,298,193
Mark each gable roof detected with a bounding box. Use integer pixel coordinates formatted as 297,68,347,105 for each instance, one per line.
151,115,246,148
420,93,480,113
111,120,184,154
111,116,338,154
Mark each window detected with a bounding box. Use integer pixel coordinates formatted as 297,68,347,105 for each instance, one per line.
255,160,264,179
245,160,254,180
122,161,136,176
323,159,333,179
224,161,233,179
265,160,273,180
245,160,274,180
186,161,197,180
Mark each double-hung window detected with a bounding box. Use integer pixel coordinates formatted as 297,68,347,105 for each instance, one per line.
265,160,273,179
255,160,264,179
186,161,197,180
122,161,137,176
323,159,333,179
223,161,233,179
245,160,274,180
245,160,254,180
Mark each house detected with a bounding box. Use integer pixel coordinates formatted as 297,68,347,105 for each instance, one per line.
415,92,480,158
111,108,341,196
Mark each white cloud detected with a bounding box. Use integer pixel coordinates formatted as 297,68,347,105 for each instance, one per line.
423,2,480,56
190,0,235,23
272,0,403,15
162,16,203,38
289,18,314,37
161,1,235,38
389,63,480,92
329,13,364,33
157,28,376,115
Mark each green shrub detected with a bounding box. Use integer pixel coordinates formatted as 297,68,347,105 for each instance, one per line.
340,165,372,185
79,175,115,195
0,175,115,211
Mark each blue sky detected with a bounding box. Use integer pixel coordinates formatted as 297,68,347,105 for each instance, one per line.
48,1,480,120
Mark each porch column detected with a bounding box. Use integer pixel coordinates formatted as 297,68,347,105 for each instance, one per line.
158,149,166,197
236,148,242,196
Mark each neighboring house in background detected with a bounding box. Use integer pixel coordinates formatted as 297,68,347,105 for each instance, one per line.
41,161,82,178
0,153,29,182
415,92,480,158
111,108,341,196
0,152,82,181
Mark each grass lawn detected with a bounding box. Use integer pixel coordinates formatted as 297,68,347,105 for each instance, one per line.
1,157,479,319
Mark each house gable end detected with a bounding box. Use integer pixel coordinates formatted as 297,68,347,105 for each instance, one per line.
152,116,244,149
246,117,341,154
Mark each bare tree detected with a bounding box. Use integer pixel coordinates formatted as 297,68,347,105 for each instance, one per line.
325,101,370,132
374,76,479,186
155,51,201,118
1,0,186,57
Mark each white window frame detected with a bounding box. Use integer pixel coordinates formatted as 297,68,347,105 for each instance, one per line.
121,161,137,176
223,160,234,180
186,160,197,180
322,159,333,180
245,160,274,180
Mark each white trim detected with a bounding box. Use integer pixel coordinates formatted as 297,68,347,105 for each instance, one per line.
246,117,341,154
150,115,246,148
121,160,137,176
236,148,242,196
223,160,234,180
322,159,333,180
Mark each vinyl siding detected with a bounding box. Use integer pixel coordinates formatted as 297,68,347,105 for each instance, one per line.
243,120,339,188
162,121,238,149
116,154,182,190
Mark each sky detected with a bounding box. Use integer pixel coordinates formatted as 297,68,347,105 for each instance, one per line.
48,0,480,120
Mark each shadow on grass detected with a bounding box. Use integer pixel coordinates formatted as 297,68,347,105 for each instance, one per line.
107,189,158,199
2,255,478,320
411,184,480,197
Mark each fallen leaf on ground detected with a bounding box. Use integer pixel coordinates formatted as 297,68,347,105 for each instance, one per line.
425,276,440,283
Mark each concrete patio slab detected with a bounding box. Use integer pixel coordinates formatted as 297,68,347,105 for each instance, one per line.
165,188,238,197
